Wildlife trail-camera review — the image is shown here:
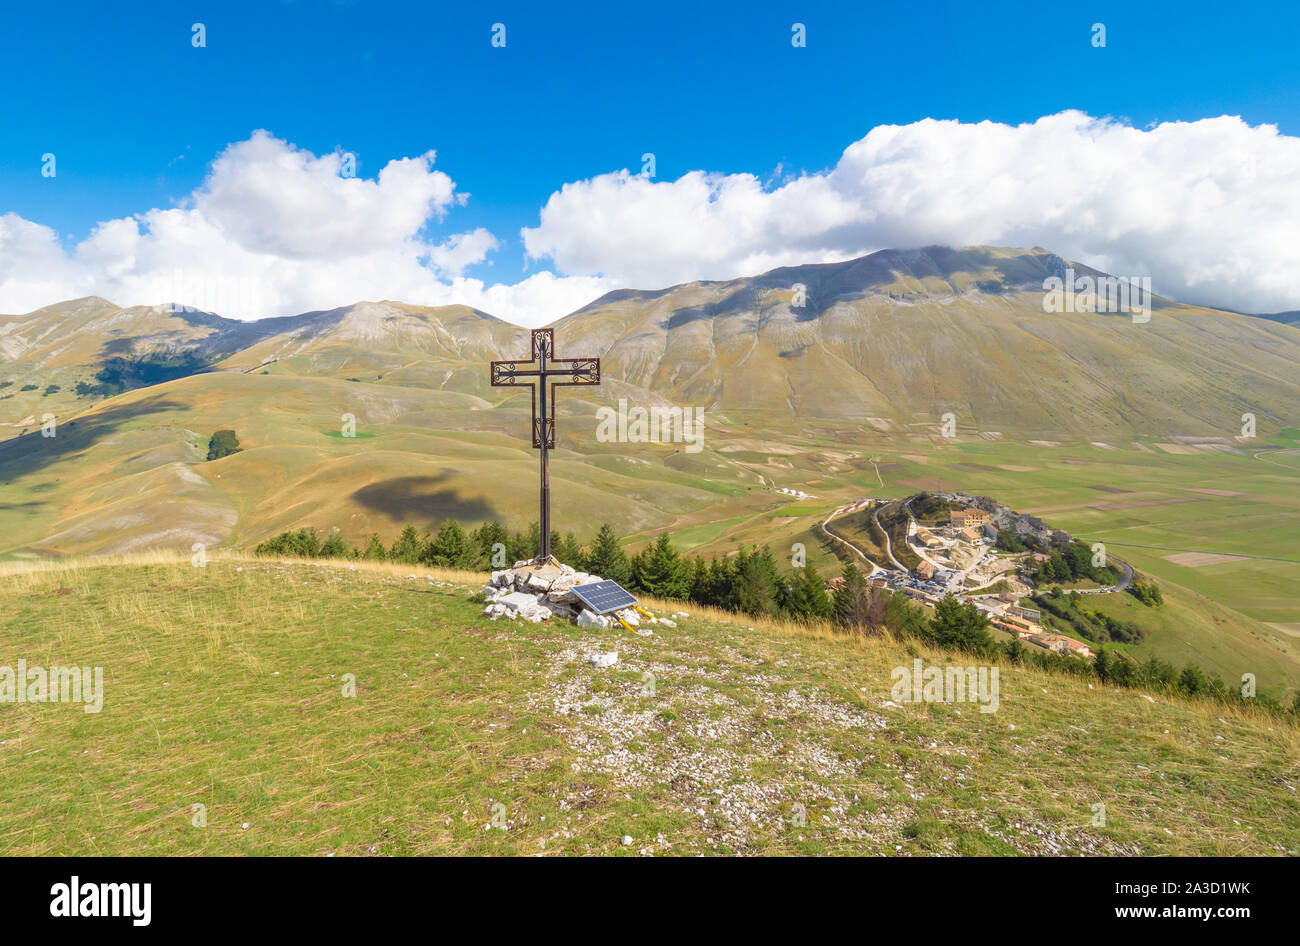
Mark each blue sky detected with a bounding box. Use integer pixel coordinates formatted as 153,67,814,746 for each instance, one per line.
2,1,1299,322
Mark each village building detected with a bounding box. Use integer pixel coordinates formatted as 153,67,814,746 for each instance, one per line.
1059,637,1093,658
1032,633,1093,658
950,507,991,528
993,614,1043,638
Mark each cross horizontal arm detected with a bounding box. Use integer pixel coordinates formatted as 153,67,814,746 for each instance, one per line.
495,366,593,378
490,359,599,386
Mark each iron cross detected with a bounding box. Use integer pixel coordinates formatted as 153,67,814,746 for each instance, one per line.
490,328,600,561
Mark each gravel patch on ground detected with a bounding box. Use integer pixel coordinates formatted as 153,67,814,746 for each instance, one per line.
527,622,1136,855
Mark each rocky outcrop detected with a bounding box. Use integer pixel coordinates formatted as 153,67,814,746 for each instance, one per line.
480,556,651,632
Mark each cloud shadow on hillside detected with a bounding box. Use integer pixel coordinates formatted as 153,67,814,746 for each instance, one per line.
86,340,216,395
351,474,498,526
0,394,189,481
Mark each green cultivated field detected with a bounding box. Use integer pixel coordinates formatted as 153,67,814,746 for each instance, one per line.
0,556,1296,856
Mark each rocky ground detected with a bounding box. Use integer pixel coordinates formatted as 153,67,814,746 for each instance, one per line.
522,613,1144,856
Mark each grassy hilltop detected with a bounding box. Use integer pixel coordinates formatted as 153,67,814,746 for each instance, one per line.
1,554,1296,856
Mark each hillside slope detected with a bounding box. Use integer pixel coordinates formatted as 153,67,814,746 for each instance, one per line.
555,246,1300,438
0,298,525,438
0,555,1295,856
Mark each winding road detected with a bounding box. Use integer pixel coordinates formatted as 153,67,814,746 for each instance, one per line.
873,502,907,571
1071,558,1134,595
819,503,886,574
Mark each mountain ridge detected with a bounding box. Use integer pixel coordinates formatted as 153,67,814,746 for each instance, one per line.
1,243,1274,347
3,244,1299,442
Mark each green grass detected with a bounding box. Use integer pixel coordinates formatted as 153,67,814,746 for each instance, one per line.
0,555,1296,856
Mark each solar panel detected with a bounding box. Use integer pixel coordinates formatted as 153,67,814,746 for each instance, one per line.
571,579,638,615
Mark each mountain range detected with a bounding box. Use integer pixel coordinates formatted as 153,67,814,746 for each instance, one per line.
5,245,1299,445
1,244,1298,562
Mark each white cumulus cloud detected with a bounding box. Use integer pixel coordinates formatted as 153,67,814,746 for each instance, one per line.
3,114,1300,325
0,131,608,327
190,130,458,260
523,111,1300,313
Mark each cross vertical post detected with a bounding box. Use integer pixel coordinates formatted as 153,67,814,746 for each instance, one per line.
490,329,600,563
537,334,550,558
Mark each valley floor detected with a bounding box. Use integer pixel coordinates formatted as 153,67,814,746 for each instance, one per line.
0,555,1296,856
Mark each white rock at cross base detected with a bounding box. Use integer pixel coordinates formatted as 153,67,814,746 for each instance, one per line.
576,609,612,629
497,591,541,610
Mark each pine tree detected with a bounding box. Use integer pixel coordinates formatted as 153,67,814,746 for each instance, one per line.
777,571,805,618
471,521,510,568
1109,652,1135,686
554,532,583,565
361,533,387,560
833,561,867,628
883,588,927,637
631,533,690,599
687,555,710,603
507,523,540,563
389,525,421,564
796,561,833,620
1046,549,1066,584
733,546,780,616
426,519,477,569
1140,654,1177,688
318,529,349,558
583,523,632,584
702,556,736,610
780,562,828,620
1179,664,1208,696
929,597,994,652
545,530,559,560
